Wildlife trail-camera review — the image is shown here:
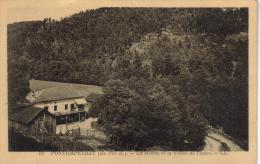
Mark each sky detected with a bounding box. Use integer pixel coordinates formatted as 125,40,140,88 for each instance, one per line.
6,0,111,24
6,0,244,24
6,0,170,24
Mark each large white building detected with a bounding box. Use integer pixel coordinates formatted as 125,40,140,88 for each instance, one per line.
26,80,103,134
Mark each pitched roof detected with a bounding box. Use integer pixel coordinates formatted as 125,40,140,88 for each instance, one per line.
30,79,103,92
35,86,83,103
28,80,104,103
9,107,46,125
86,93,103,102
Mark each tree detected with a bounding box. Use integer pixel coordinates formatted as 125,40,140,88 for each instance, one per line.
95,79,207,150
8,56,30,107
8,8,248,149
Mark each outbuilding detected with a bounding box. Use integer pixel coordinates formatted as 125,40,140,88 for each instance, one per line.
9,106,56,137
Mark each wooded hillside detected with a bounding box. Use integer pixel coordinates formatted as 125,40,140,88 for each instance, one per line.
8,8,248,150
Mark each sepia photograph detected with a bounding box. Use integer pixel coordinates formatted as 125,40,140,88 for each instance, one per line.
6,6,250,152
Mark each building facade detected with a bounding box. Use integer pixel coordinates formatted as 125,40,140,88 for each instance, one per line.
9,107,56,137
26,80,104,134
34,97,88,123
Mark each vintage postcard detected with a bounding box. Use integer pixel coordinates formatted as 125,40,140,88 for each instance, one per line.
0,0,257,164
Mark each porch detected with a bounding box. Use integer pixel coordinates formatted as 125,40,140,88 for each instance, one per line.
55,112,97,134
55,111,87,124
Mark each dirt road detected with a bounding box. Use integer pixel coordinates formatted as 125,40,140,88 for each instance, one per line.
203,131,243,151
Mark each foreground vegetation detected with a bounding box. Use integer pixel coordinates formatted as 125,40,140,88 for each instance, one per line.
8,8,248,150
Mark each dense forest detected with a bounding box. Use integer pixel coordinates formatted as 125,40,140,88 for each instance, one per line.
8,8,248,150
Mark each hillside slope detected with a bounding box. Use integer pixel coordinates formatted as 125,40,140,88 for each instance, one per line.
8,8,248,150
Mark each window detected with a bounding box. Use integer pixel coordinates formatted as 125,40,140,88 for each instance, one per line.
65,104,68,110
54,105,57,111
71,104,75,109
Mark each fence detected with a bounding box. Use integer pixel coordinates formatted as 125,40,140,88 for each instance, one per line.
80,128,96,137
19,123,109,151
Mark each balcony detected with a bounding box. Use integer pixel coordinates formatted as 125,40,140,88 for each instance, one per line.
77,104,85,111
70,107,85,112
53,104,86,116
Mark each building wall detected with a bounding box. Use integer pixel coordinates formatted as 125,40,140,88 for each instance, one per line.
9,112,56,137
34,98,89,115
30,112,56,136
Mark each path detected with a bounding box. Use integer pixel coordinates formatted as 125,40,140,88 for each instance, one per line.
203,131,243,151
